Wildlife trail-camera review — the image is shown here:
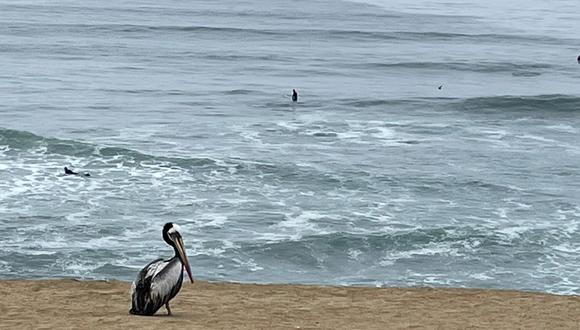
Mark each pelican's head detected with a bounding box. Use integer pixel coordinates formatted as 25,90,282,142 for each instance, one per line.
162,222,194,283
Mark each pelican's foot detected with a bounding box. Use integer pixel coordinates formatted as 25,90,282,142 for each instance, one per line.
166,303,172,316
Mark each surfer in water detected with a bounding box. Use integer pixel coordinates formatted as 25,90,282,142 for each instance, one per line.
64,166,90,177
292,89,298,102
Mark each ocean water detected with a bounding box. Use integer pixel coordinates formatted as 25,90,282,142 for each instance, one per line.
1,0,580,294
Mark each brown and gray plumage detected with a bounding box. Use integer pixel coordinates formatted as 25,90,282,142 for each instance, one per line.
129,223,194,316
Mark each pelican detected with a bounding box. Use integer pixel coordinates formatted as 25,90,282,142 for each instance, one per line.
130,222,194,316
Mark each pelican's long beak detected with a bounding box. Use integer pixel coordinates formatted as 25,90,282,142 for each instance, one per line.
175,236,194,283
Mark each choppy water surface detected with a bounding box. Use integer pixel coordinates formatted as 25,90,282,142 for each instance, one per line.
1,0,580,294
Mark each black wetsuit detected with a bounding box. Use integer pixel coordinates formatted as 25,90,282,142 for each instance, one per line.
64,167,90,177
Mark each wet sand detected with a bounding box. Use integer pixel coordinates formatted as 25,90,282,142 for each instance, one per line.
1,280,579,329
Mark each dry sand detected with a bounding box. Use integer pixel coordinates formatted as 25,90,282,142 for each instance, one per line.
1,280,579,329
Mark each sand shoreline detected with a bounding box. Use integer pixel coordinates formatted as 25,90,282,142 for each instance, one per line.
1,279,579,329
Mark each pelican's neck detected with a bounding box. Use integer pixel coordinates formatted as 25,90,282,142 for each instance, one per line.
169,246,184,267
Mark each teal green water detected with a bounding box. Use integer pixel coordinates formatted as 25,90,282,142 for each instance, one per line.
1,0,580,294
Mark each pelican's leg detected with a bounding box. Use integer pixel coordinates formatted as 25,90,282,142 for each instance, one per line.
166,303,172,316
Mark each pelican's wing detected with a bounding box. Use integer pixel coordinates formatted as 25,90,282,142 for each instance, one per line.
132,258,165,291
130,258,166,315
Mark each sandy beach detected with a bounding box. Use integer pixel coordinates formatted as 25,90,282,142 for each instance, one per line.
0,280,579,329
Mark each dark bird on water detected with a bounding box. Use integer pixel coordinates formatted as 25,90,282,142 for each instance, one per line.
292,89,298,102
130,222,194,316
577,54,580,63
438,85,443,90
64,166,90,177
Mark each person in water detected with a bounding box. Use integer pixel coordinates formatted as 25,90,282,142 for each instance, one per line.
292,89,298,102
64,166,90,177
